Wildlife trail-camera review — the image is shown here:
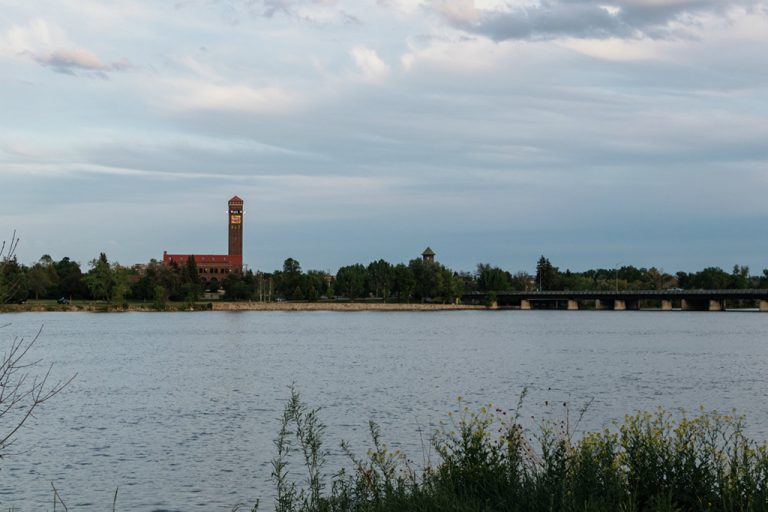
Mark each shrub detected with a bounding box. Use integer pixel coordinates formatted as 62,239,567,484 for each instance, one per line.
262,391,768,512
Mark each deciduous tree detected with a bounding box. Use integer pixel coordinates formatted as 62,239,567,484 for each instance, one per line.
85,252,115,302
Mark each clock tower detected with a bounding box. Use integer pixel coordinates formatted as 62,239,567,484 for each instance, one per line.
228,196,244,268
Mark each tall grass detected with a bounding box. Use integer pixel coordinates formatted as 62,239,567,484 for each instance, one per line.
266,389,768,512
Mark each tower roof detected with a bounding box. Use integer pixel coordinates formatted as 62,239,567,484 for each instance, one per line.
422,246,435,256
229,195,243,203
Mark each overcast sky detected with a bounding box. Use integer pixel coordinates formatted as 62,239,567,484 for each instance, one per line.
1,0,767,274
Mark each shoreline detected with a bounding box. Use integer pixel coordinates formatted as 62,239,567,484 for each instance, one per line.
210,301,485,311
0,301,488,313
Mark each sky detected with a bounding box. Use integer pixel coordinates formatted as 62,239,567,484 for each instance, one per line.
1,0,767,275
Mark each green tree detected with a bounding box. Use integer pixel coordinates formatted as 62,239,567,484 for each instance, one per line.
437,266,461,303
392,263,416,301
476,263,511,292
178,256,203,302
85,252,115,302
277,258,303,299
729,265,750,289
535,256,559,291
53,257,87,299
283,257,301,274
27,255,59,300
510,271,533,291
454,271,478,294
560,271,594,291
111,265,130,307
688,267,731,289
409,258,458,302
366,259,393,299
676,271,692,289
335,264,366,299
158,262,183,300
242,270,257,298
152,285,167,310
642,267,676,290
223,273,251,300
0,256,28,303
131,274,154,301
0,234,20,303
26,259,56,300
26,265,50,300
304,270,329,301
182,256,201,285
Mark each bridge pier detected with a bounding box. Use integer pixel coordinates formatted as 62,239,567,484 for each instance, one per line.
465,292,768,312
595,299,612,310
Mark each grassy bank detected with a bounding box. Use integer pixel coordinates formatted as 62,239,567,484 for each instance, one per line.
0,299,213,312
262,389,768,512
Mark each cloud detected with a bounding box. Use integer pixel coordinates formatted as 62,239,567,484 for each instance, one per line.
559,37,667,61
34,47,104,70
262,0,295,17
2,18,70,55
432,0,479,24
1,0,766,272
350,46,390,81
3,19,132,76
162,80,303,113
433,0,763,41
30,47,132,75
28,49,132,77
198,0,350,21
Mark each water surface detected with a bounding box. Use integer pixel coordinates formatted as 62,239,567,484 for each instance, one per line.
0,311,766,510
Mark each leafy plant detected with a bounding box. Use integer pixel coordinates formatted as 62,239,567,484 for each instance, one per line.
261,389,768,512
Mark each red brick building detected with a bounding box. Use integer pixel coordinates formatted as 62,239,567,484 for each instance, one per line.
163,196,244,284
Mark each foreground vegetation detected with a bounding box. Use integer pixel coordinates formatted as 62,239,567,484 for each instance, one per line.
263,390,768,512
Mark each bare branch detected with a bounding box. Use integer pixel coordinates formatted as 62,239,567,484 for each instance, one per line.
0,324,76,454
0,231,21,304
51,482,69,512
0,233,75,458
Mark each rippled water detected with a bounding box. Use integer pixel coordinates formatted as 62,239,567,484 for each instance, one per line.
1,311,767,510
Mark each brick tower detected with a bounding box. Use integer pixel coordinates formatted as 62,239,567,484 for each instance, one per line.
228,196,244,268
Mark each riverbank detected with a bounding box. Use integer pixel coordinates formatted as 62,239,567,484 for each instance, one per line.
209,301,484,311
0,300,487,313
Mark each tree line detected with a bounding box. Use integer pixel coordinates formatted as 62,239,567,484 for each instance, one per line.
2,252,768,305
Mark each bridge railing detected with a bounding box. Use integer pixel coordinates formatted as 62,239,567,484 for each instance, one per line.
462,289,768,299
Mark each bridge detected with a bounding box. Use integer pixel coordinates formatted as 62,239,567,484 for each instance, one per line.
461,290,768,311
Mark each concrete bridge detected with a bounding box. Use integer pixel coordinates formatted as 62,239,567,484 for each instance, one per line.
461,290,768,311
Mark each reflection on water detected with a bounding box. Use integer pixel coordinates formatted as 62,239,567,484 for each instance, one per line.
1,311,767,510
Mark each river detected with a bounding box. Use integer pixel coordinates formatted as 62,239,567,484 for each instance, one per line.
0,311,766,510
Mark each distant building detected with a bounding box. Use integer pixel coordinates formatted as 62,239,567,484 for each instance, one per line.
422,246,435,263
163,196,244,284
